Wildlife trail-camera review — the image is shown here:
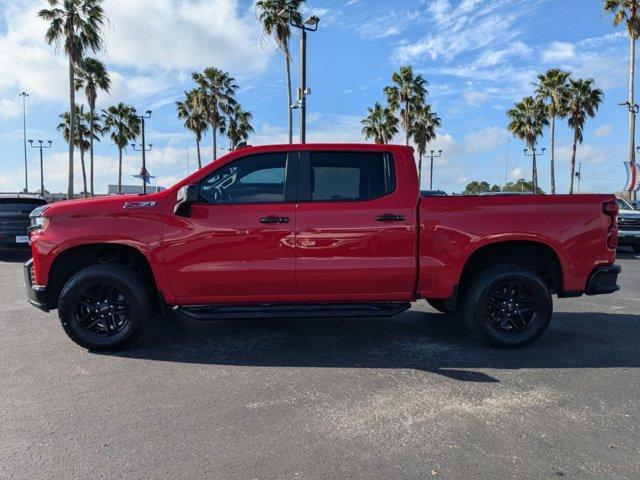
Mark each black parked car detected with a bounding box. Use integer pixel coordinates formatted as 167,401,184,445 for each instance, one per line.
0,195,47,248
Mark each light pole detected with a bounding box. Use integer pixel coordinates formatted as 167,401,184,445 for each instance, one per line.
524,148,545,194
575,162,583,193
621,101,639,201
132,110,152,194
28,140,52,197
279,9,319,144
504,138,511,190
20,92,29,193
428,150,443,190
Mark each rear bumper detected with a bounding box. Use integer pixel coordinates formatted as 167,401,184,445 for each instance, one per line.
585,264,621,296
24,259,49,312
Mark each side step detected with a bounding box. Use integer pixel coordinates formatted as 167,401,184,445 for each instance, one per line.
177,302,411,321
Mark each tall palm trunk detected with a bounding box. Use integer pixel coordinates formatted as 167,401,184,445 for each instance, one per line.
404,100,410,145
550,114,556,194
213,127,217,162
89,105,95,197
80,149,88,198
418,154,423,183
196,138,202,169
629,32,637,201
118,148,123,195
68,61,76,199
285,53,293,144
569,135,578,194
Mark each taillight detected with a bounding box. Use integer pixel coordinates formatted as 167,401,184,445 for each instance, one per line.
603,201,619,249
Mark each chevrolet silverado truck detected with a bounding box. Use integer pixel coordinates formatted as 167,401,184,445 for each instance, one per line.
24,144,621,350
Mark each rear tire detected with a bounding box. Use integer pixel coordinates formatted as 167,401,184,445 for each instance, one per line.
58,264,152,350
633,245,640,253
426,299,454,314
461,264,552,348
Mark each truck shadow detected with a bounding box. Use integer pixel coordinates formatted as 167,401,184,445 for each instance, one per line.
101,310,640,383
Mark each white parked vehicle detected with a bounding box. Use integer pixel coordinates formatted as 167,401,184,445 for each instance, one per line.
616,198,640,253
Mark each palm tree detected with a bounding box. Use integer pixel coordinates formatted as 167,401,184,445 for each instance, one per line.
102,103,141,194
75,57,111,197
605,0,640,194
192,67,238,161
384,66,428,145
39,0,106,199
176,89,208,169
507,97,549,193
411,104,442,185
361,102,399,145
256,0,303,144
57,106,98,197
227,105,254,150
535,68,570,195
563,79,604,194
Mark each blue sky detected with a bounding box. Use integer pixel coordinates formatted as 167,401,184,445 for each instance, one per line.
0,0,633,194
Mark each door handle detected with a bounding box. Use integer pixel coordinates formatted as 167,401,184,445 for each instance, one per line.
376,214,405,222
260,215,290,224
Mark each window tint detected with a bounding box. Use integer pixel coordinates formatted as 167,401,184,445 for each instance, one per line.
309,152,395,201
199,153,287,204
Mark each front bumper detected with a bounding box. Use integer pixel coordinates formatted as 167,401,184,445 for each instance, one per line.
24,259,49,312
617,229,640,246
585,264,621,296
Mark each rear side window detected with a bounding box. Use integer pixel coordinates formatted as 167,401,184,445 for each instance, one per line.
308,152,395,202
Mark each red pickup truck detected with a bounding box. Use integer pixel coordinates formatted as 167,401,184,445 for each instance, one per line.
25,144,621,350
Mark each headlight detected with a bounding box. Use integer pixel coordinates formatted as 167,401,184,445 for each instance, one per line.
29,205,51,231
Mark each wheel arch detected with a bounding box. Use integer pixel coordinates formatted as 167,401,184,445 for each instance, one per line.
46,243,159,311
458,240,564,298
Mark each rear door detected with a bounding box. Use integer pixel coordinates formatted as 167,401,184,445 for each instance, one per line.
163,151,299,304
294,149,417,301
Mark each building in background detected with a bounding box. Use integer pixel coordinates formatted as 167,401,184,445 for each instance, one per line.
107,185,165,195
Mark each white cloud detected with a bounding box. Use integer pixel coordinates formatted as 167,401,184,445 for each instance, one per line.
0,0,273,106
462,91,488,106
510,166,525,179
594,124,614,138
542,41,576,62
0,98,22,120
102,0,269,73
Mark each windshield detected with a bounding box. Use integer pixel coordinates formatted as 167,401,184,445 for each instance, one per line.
0,200,46,214
616,198,634,210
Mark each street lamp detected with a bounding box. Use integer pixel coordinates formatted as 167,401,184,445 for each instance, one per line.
278,9,320,144
621,101,639,201
132,109,152,194
20,92,29,193
28,139,52,197
428,150,443,190
524,148,545,194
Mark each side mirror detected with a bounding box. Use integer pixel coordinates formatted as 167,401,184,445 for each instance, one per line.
174,184,199,217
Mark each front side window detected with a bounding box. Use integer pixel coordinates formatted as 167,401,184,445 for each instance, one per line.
198,153,287,204
308,152,395,202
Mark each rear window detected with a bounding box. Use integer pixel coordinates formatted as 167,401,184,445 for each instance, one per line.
309,152,395,202
0,199,46,214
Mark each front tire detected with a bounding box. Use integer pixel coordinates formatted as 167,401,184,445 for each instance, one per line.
633,245,640,253
58,264,152,350
461,264,552,348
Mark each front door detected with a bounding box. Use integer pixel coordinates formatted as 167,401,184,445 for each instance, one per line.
294,150,417,301
163,151,298,304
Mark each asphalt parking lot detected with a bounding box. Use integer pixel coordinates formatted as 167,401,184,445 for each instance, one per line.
1,249,639,480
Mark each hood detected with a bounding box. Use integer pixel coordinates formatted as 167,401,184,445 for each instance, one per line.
42,192,168,217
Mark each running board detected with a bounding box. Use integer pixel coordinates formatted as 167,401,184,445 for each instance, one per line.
176,302,411,321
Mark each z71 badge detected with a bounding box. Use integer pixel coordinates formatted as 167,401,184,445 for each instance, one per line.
123,201,157,209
